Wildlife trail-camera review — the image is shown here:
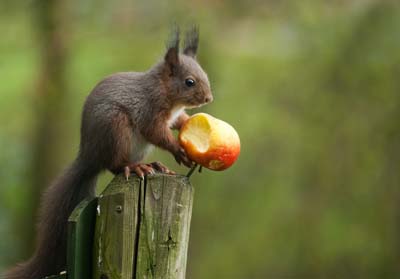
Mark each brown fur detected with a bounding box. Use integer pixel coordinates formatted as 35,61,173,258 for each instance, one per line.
109,112,133,171
4,26,212,279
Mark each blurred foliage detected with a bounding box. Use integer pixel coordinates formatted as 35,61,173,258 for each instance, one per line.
1,0,400,278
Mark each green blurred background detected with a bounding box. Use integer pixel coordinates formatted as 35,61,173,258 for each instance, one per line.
1,0,400,278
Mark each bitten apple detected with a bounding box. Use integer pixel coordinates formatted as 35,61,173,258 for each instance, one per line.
178,113,240,171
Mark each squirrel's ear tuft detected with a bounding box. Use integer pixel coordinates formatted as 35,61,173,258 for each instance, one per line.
183,25,199,58
165,25,180,71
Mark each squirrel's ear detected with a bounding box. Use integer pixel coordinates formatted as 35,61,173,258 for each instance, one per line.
165,47,179,70
164,26,180,73
183,25,199,58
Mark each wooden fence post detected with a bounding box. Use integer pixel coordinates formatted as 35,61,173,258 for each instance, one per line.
92,173,194,279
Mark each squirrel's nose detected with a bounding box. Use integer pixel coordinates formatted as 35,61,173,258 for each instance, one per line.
205,95,213,103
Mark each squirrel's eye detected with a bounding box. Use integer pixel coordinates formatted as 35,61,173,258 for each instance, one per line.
185,78,196,87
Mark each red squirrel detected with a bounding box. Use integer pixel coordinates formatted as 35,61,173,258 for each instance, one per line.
4,26,212,279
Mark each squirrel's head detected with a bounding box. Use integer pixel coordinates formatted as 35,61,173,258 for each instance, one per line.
160,26,213,108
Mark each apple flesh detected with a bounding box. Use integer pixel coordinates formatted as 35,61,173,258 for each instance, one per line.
178,113,240,171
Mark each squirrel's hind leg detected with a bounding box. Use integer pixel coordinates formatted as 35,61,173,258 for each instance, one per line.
106,112,176,180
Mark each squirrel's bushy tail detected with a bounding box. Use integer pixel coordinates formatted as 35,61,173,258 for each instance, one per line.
3,156,99,279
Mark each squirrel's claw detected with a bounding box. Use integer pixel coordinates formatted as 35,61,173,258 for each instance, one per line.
174,147,194,168
150,161,176,175
124,163,157,181
124,166,131,181
123,162,173,181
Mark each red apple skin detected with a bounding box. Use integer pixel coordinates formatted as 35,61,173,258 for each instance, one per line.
178,113,240,171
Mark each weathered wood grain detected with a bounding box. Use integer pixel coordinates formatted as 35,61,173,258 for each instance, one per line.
92,175,141,279
92,173,194,279
135,174,194,279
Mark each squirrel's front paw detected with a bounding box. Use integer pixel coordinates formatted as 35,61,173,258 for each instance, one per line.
174,147,193,168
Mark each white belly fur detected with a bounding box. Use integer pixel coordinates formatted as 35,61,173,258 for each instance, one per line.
130,130,154,163
167,106,185,128
130,107,184,162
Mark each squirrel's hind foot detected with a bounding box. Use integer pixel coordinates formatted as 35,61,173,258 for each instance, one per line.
150,161,176,175
124,164,154,181
123,162,175,181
